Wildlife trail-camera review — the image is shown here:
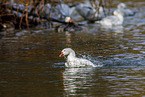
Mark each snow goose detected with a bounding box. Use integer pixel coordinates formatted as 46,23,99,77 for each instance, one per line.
97,9,124,27
59,48,98,67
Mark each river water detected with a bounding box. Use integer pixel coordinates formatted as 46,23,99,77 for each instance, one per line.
0,0,145,97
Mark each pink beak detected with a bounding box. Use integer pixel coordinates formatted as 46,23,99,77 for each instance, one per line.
59,52,64,57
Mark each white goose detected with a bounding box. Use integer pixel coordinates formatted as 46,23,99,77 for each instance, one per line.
97,9,124,27
59,48,98,67
113,3,136,17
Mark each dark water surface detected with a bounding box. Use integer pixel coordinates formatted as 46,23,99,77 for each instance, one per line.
1,0,145,97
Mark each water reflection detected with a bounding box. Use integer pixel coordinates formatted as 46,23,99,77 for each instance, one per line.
63,68,95,96
62,67,145,96
65,31,72,47
101,25,124,33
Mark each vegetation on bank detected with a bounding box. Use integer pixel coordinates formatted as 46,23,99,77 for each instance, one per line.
0,0,111,31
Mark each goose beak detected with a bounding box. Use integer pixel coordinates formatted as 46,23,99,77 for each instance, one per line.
69,19,72,23
59,52,64,57
65,17,72,23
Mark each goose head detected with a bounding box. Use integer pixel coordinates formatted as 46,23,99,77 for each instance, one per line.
65,17,72,23
113,9,124,18
59,48,76,57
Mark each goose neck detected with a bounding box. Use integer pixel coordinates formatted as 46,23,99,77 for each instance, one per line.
68,52,76,57
118,14,124,21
